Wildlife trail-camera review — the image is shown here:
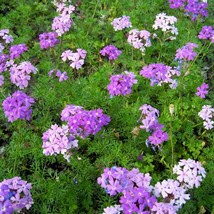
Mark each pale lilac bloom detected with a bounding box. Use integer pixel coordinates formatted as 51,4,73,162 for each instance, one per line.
0,75,4,86
61,50,73,61
70,53,84,70
151,202,177,214
56,70,68,82
111,15,132,31
198,105,214,130
196,82,209,98
103,204,123,214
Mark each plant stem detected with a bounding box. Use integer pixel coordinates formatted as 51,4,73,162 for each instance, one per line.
170,114,174,171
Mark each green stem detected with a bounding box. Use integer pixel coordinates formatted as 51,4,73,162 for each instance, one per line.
170,114,174,171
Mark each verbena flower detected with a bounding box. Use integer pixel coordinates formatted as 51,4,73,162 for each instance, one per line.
168,0,208,21
151,202,177,214
127,29,151,52
42,124,78,161
107,71,137,96
175,42,198,62
111,15,132,31
39,32,60,49
103,204,123,214
0,177,33,213
2,91,35,122
196,82,209,98
173,159,206,189
198,25,214,42
153,13,178,39
0,75,4,86
61,49,87,70
61,104,83,122
48,69,68,82
139,104,168,147
0,54,9,73
100,45,122,60
140,63,180,88
9,61,37,89
0,29,13,44
198,105,214,130
9,44,28,59
52,1,75,36
154,179,190,210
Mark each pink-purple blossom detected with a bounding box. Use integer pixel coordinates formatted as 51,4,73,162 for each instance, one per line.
49,69,68,82
127,29,151,52
2,91,35,122
198,105,214,130
107,71,137,96
39,32,60,49
196,82,209,98
0,177,33,213
175,43,198,61
100,45,122,61
111,15,132,31
198,25,214,42
42,124,78,161
0,29,13,44
9,61,37,89
9,44,28,59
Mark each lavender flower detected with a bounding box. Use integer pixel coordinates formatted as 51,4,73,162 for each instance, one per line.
49,69,68,82
2,91,35,122
42,124,78,161
151,202,177,214
0,177,33,213
111,16,132,31
175,42,198,62
127,29,151,52
196,82,209,98
61,104,83,122
173,159,206,189
107,71,137,96
0,29,13,44
39,32,60,49
9,44,28,59
100,45,122,61
103,204,123,214
140,63,180,88
61,49,87,70
198,105,214,130
68,107,110,138
0,54,9,73
198,26,214,42
0,75,4,86
9,61,37,89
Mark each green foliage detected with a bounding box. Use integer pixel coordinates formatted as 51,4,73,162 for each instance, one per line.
0,0,213,213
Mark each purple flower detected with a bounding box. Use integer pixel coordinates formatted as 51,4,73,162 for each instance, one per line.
111,15,132,31
0,29,13,44
103,204,123,214
0,177,33,213
50,69,68,82
2,91,35,122
9,61,37,89
42,124,78,161
107,71,137,96
39,32,60,49
198,26,214,42
0,75,4,87
175,42,198,61
9,44,28,59
196,82,209,98
100,45,122,61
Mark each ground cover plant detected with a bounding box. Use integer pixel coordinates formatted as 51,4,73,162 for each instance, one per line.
0,0,213,213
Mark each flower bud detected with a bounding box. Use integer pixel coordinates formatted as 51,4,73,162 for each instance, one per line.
169,104,174,116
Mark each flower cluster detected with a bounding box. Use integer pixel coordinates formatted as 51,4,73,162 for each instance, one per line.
2,91,35,122
0,177,33,214
153,13,178,40
48,69,68,82
98,167,156,214
103,205,123,214
0,53,8,73
140,63,180,89
168,0,208,21
111,15,132,31
39,32,60,49
52,1,75,36
154,179,190,210
9,61,37,89
107,71,137,96
196,82,209,98
9,44,28,59
100,45,122,61
42,124,78,161
173,159,206,189
0,29,13,46
198,26,214,42
139,104,168,147
61,105,110,138
127,29,151,52
99,160,206,213
198,105,214,130
61,49,87,70
175,42,198,62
